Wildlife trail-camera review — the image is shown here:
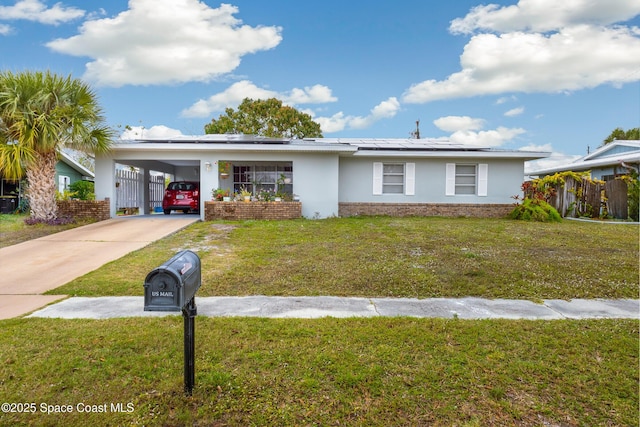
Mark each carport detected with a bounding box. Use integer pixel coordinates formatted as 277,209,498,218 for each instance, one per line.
97,156,201,217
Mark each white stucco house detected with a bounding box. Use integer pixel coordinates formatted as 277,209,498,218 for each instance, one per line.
95,134,549,220
528,140,640,181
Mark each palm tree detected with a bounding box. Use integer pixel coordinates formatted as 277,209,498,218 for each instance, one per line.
0,70,114,221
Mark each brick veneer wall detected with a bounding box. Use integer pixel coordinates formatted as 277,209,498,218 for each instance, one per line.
57,198,111,221
338,202,513,218
205,201,302,220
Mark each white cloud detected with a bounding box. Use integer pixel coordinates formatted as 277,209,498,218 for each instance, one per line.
520,143,584,175
181,81,399,134
0,0,85,25
314,112,350,134
182,81,277,117
504,106,525,117
403,24,640,103
433,116,485,132
433,115,525,147
313,97,401,133
495,95,517,105
181,80,337,118
525,155,583,174
449,127,526,147
0,24,12,35
120,125,184,140
450,0,640,34
404,0,640,104
287,85,338,105
46,1,282,87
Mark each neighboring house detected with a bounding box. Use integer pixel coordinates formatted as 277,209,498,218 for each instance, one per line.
528,141,640,180
94,134,549,219
55,150,95,192
0,151,94,213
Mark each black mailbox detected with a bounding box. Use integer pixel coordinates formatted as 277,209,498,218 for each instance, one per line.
144,250,201,312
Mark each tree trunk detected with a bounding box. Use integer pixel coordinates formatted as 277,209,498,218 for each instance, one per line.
26,151,58,221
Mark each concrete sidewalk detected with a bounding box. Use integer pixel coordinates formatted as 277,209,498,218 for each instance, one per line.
0,215,199,319
27,296,640,320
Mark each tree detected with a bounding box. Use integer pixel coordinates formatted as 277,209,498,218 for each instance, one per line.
204,98,323,139
0,70,113,222
603,127,640,144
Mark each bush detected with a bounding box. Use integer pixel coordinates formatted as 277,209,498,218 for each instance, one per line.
626,172,639,221
68,180,95,200
508,198,562,222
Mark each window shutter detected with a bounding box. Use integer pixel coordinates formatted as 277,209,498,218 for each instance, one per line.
373,162,383,195
478,163,488,196
405,163,415,195
445,163,455,196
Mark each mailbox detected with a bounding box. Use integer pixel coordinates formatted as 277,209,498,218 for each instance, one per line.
144,250,201,312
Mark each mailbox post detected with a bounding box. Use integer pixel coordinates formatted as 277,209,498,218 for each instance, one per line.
144,250,201,395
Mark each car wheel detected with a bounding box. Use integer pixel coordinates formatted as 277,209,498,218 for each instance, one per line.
163,209,171,215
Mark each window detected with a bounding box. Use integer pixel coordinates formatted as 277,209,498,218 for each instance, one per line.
446,163,488,196
373,162,415,195
455,164,477,194
232,163,293,195
383,164,404,194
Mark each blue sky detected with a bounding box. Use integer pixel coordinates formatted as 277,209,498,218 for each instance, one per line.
1,0,639,170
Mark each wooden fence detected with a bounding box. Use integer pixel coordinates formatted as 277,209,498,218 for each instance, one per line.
527,176,629,219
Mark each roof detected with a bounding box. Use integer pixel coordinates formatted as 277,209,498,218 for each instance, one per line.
114,134,549,159
529,141,640,176
132,134,292,144
114,135,357,154
306,137,484,151
59,151,94,178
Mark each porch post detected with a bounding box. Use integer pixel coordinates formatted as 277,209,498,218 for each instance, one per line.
95,156,117,218
142,168,151,215
199,159,219,221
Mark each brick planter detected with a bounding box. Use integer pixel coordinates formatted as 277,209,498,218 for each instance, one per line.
57,198,111,221
205,201,302,221
338,202,513,218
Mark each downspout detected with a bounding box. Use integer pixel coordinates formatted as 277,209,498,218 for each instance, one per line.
620,161,639,174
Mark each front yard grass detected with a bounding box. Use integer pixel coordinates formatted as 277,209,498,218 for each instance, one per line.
0,317,637,426
53,216,639,299
0,213,95,248
3,216,638,425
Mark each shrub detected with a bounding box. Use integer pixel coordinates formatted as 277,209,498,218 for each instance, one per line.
508,198,562,222
68,180,95,201
626,171,639,221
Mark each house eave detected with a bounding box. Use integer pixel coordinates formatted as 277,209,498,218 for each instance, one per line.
350,150,550,160
112,140,357,154
530,152,640,176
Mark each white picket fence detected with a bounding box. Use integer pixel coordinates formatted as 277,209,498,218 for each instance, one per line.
116,169,165,212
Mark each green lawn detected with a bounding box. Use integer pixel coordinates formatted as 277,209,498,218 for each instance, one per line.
1,213,95,248
1,216,638,426
0,317,637,426
53,217,639,299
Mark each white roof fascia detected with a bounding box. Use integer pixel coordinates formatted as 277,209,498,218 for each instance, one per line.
582,140,640,161
111,142,357,154
112,138,547,159
351,150,550,160
529,152,640,175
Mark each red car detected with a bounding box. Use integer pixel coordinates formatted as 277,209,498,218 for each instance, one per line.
162,181,200,214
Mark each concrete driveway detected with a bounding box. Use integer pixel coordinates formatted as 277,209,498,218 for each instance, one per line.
0,215,199,319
